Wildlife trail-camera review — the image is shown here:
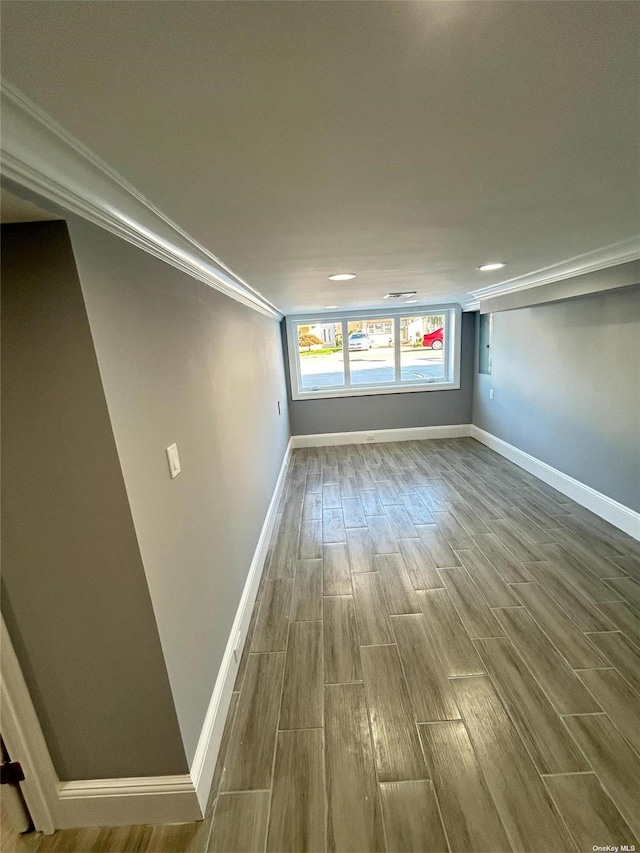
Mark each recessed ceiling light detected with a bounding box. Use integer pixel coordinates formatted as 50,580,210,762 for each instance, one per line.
328,273,357,281
404,299,419,304
477,262,506,272
324,305,338,309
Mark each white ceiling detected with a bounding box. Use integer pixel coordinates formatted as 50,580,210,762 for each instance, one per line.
2,1,639,314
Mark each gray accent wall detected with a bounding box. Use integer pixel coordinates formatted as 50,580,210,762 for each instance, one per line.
473,284,640,511
1,222,188,780
284,311,475,435
66,216,290,764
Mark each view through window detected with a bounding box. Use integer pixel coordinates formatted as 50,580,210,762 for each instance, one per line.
298,321,344,390
400,314,446,382
348,319,395,385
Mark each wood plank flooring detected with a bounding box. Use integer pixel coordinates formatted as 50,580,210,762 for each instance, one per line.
5,438,639,853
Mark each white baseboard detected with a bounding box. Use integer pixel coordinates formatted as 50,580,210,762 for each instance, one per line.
2,439,293,831
54,437,293,828
472,426,640,539
291,424,472,447
1,618,58,834
2,617,193,832
55,776,201,829
189,438,293,812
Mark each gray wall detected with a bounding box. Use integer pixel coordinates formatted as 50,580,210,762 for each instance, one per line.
1,222,188,780
284,311,475,435
473,285,640,511
66,216,290,764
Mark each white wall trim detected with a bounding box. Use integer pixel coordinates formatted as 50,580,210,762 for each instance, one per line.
189,438,292,812
1,617,58,834
469,237,640,302
55,776,201,829
472,427,640,539
0,439,293,831
1,613,201,831
0,81,282,321
292,424,472,447
2,78,636,323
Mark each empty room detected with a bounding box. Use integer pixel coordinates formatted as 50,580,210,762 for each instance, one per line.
1,2,639,852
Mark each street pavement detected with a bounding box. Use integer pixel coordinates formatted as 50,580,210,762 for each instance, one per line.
300,348,445,389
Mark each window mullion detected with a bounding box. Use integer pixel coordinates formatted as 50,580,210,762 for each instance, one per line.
394,316,401,384
342,320,351,387
445,309,452,382
292,321,304,396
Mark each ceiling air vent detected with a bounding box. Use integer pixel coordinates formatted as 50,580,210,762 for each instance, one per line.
383,291,417,299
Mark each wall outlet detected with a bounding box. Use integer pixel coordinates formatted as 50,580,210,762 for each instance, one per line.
233,630,242,663
489,388,494,400
365,432,376,442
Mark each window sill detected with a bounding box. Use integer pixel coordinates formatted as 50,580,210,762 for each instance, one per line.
291,381,461,402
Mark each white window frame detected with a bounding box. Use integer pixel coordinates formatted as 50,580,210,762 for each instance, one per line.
286,303,462,401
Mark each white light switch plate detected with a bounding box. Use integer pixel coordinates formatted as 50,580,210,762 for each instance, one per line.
166,443,181,478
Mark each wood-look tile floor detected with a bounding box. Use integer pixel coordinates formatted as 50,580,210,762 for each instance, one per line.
4,439,640,853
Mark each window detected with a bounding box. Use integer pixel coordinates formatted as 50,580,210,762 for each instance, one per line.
349,318,395,385
365,321,392,336
297,321,344,390
287,304,461,400
400,314,446,382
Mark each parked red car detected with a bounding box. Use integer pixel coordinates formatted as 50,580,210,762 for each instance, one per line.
423,327,444,350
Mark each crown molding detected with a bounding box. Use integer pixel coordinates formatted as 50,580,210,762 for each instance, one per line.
0,81,282,321
470,237,640,302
